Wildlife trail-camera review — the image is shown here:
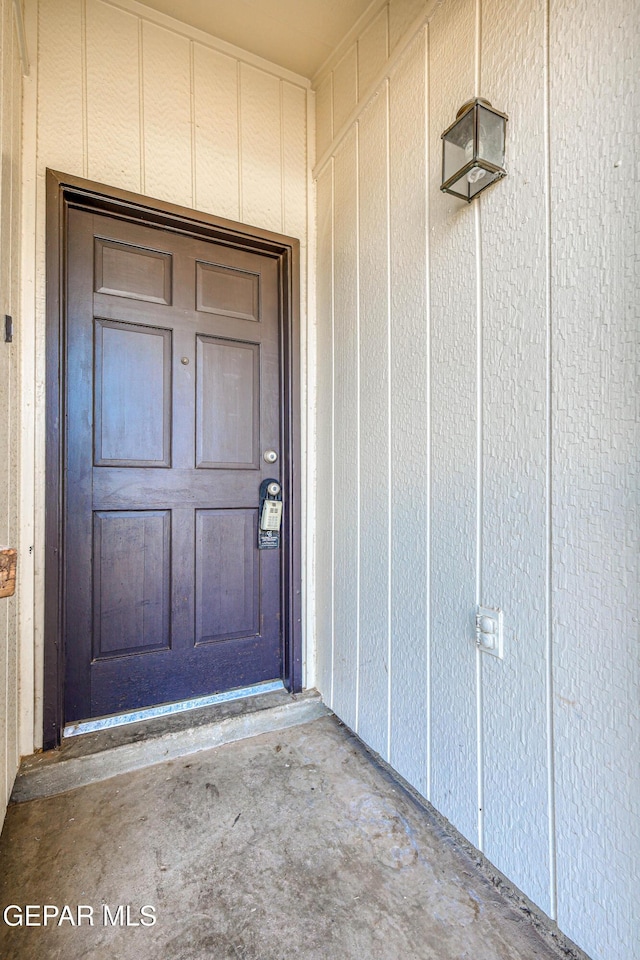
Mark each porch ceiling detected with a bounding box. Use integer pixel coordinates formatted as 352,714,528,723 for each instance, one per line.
137,0,373,78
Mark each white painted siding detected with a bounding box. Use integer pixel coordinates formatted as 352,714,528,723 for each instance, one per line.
387,36,429,797
479,0,552,913
19,0,311,756
314,162,334,703
141,20,193,207
35,0,310,232
0,0,23,825
332,46,358,133
313,1,639,959
332,128,359,731
5,4,637,960
357,7,388,102
428,0,480,851
314,0,430,159
549,0,639,954
85,0,141,191
357,87,389,758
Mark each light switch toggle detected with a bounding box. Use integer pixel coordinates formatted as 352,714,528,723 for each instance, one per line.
476,605,503,658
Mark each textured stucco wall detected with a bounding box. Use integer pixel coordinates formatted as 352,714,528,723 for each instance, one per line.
313,2,639,959
17,0,312,754
0,0,23,827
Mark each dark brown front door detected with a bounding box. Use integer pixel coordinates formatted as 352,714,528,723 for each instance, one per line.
64,208,284,721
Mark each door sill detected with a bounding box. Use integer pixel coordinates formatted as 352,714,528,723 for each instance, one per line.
63,680,286,738
13,689,327,803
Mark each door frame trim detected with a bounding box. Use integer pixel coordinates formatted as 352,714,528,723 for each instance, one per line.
44,169,303,749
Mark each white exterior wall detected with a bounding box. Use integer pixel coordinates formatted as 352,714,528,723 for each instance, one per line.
5,1,637,958
18,0,312,756
313,2,639,960
0,0,24,825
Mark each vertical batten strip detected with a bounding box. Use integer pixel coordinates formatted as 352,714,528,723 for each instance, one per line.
354,120,361,731
330,157,336,710
424,22,432,802
543,0,557,922
189,40,196,209
236,60,243,221
354,36,360,103
385,2,390,58
474,0,484,850
475,198,484,851
329,72,334,147
279,80,286,234
80,0,88,177
474,0,482,96
137,16,145,193
384,77,392,764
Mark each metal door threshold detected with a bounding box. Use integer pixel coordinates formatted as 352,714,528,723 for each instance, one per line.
64,680,286,737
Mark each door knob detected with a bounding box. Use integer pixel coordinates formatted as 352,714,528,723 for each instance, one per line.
263,450,278,464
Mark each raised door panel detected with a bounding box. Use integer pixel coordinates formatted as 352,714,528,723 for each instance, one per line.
195,509,259,643
92,510,171,659
196,336,259,469
94,238,172,304
196,260,260,322
94,319,172,466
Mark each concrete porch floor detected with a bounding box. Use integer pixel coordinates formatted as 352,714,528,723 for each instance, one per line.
1,708,572,960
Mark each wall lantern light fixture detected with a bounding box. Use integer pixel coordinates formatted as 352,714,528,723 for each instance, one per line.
440,98,508,202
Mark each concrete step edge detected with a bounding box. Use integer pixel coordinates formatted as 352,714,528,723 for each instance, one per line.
11,696,331,804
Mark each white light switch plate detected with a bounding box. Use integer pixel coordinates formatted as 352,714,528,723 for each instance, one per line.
476,605,504,658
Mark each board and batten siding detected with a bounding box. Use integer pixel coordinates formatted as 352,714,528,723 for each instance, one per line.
0,0,23,826
312,2,639,960
19,0,312,754
36,0,309,233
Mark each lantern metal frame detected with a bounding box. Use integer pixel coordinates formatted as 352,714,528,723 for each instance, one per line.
440,98,508,202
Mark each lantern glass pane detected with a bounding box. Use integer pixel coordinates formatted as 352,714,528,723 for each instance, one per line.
477,104,505,169
443,108,474,183
446,172,471,201
446,165,501,202
468,166,500,198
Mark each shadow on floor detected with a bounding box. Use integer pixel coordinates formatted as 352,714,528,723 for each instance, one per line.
1,715,564,960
